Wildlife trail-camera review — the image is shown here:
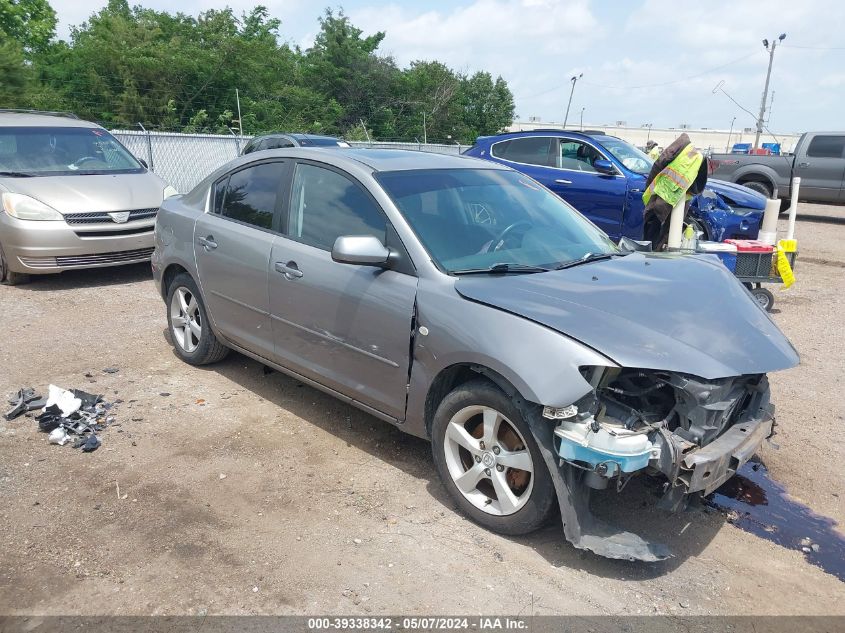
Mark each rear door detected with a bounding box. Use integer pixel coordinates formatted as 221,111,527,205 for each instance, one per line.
795,135,845,202
268,161,418,420
194,160,288,355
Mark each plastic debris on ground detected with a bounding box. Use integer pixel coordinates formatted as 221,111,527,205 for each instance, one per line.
6,384,117,453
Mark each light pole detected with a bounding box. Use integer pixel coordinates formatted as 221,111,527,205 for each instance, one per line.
563,73,583,129
644,123,653,142
726,116,736,153
580,107,585,130
754,33,785,149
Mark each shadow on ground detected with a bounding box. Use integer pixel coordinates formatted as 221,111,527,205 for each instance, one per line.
188,345,725,581
7,262,152,291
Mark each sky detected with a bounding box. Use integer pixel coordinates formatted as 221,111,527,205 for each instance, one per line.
47,0,845,133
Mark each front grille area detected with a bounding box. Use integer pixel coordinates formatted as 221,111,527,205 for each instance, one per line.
63,208,159,225
53,247,155,267
74,226,154,238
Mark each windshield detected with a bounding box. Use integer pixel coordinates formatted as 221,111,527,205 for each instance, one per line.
376,169,617,273
598,136,653,175
0,127,143,176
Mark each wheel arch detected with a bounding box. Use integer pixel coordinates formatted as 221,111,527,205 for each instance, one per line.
734,167,778,197
423,363,524,439
161,263,192,298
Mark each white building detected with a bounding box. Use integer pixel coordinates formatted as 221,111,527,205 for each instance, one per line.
506,119,802,154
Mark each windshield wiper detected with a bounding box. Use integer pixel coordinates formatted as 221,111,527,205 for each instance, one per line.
555,252,620,270
0,171,37,177
451,262,551,275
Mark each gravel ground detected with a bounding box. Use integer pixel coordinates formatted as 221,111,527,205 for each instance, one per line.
0,203,843,616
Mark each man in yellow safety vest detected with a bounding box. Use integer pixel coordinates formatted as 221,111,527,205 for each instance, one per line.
641,133,708,250
645,140,660,160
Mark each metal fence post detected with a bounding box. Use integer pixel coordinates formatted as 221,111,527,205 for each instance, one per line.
138,122,154,171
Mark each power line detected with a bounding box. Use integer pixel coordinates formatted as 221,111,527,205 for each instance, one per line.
581,51,759,91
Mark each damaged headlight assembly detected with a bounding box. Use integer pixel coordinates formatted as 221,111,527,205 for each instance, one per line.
537,366,776,559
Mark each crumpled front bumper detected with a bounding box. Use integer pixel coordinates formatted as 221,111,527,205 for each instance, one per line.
680,410,774,495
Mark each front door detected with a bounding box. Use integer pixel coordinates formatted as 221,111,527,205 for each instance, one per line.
797,135,845,202
545,138,627,239
268,161,418,420
194,160,288,355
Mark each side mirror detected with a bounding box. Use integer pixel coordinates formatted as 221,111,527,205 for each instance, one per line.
331,235,391,266
593,159,615,175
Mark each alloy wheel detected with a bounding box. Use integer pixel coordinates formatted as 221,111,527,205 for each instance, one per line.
170,286,202,353
442,405,534,516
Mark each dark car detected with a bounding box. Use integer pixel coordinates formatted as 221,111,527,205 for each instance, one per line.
240,133,349,155
464,130,766,243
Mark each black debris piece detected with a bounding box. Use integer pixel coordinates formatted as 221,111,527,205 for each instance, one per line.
102,367,120,374
81,434,101,452
71,389,102,409
36,405,63,432
159,392,171,397
5,387,44,421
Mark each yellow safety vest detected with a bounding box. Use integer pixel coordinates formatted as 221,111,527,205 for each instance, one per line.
648,147,660,160
642,143,704,208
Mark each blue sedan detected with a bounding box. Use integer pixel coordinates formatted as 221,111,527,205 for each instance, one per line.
463,131,765,243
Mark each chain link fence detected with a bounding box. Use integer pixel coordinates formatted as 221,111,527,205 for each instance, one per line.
110,129,465,193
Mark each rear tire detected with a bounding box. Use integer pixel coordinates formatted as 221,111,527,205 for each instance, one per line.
166,272,228,365
742,181,773,199
0,242,30,286
431,379,556,535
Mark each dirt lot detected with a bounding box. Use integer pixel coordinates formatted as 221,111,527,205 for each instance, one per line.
1,205,843,616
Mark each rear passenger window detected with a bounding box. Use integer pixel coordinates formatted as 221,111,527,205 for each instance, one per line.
491,137,554,167
287,163,386,250
807,136,845,158
217,162,285,230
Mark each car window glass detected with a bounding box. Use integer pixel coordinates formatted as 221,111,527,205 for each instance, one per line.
807,135,845,159
287,163,386,250
265,137,295,149
492,137,554,167
213,177,227,214
558,140,600,172
219,162,285,230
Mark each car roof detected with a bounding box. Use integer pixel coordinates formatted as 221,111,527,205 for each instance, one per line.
229,147,506,173
475,129,598,145
0,111,101,129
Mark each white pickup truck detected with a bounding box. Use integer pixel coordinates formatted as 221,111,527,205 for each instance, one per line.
710,132,845,204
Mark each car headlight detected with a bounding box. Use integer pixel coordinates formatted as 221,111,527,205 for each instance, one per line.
163,185,178,199
1,193,64,221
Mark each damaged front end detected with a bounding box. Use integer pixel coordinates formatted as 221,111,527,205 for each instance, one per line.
528,366,775,562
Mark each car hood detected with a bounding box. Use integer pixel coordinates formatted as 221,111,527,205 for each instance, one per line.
0,172,167,214
454,253,798,379
706,179,767,209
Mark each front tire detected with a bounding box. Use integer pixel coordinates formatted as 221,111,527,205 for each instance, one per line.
166,273,228,365
431,379,556,535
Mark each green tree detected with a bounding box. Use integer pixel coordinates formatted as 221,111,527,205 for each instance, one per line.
0,0,57,53
459,72,515,140
0,37,31,105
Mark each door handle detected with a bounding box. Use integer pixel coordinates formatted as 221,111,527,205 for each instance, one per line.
797,162,810,168
198,235,218,251
275,261,303,280
555,178,572,184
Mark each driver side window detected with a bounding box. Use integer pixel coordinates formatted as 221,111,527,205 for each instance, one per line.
557,140,601,173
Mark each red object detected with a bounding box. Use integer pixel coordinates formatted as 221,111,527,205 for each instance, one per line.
749,148,772,155
724,239,774,252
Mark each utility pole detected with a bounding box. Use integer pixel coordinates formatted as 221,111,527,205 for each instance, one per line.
754,33,785,149
580,107,585,130
726,116,736,153
563,73,582,129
